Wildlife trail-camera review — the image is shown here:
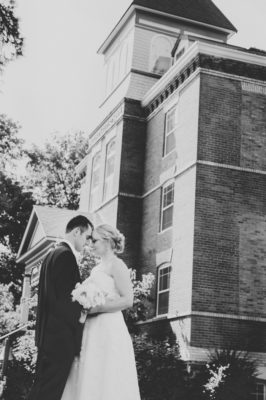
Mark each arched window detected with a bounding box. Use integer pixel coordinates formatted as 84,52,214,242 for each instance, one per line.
149,35,173,74
157,263,171,315
89,151,101,210
103,137,116,201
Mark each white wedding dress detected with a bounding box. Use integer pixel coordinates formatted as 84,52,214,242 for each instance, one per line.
61,265,141,400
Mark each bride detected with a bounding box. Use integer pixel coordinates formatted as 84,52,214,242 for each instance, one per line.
61,224,141,400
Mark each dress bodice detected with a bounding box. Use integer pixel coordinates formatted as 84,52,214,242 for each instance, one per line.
89,265,119,298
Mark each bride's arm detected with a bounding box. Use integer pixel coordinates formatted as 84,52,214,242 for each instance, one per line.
88,259,133,314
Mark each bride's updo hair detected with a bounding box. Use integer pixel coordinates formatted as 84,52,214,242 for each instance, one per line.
95,224,125,254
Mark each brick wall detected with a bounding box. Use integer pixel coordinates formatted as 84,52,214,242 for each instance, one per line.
120,100,146,196
190,315,266,353
117,195,143,269
198,73,242,165
193,163,266,318
241,90,266,170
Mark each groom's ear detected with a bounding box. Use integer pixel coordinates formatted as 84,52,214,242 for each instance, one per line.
72,227,81,237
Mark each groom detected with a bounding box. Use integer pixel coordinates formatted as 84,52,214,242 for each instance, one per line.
28,215,93,400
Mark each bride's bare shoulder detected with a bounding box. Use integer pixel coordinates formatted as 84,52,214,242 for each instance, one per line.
111,257,128,274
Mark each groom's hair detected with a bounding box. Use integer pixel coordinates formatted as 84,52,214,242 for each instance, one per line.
66,215,93,233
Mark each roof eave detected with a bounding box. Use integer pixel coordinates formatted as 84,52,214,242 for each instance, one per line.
16,206,36,260
16,236,57,264
98,4,237,55
97,5,135,55
142,41,266,108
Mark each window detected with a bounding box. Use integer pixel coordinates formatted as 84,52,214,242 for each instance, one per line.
89,152,101,210
164,107,177,156
251,383,266,400
103,137,116,201
161,182,174,231
157,264,171,315
149,35,173,74
175,47,185,62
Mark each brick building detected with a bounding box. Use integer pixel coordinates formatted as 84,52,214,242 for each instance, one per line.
18,0,266,393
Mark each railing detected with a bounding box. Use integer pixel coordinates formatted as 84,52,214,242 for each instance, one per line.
0,323,31,398
0,323,30,342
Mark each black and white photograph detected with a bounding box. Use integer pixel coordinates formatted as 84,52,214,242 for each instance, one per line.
0,0,266,399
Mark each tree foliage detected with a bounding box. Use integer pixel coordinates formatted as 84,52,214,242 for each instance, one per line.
25,131,90,209
0,172,34,252
0,114,23,170
0,114,33,253
0,283,20,337
125,269,155,332
0,0,23,68
0,247,25,303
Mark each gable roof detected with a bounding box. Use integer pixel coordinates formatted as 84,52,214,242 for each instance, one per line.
17,206,101,263
132,0,237,32
98,0,236,55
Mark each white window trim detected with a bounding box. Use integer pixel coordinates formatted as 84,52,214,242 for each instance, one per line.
251,382,266,400
160,181,175,232
163,105,178,157
156,263,171,316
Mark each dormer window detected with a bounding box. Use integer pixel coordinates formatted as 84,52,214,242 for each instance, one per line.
175,47,185,62
172,34,190,64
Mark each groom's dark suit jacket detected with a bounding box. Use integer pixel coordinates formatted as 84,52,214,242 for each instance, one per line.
35,242,83,361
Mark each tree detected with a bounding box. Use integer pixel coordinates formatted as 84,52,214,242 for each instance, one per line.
0,114,34,304
0,172,34,253
0,114,33,253
25,131,90,209
0,0,23,69
0,114,23,170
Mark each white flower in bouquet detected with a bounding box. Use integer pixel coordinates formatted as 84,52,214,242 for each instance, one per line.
71,278,106,322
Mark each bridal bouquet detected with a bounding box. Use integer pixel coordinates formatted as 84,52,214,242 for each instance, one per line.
71,278,106,322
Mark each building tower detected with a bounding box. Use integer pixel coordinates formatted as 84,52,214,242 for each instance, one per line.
77,0,266,383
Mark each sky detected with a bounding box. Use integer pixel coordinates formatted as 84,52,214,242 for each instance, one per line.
0,0,266,146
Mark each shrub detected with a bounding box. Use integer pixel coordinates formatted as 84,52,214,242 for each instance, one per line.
124,269,155,332
188,349,258,400
133,334,188,400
